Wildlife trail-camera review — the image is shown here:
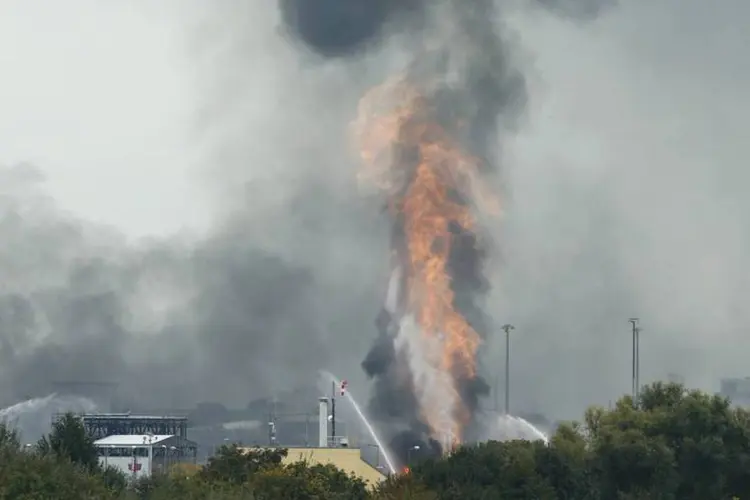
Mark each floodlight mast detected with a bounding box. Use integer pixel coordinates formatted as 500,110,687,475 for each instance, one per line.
628,318,639,405
501,324,515,415
635,326,643,402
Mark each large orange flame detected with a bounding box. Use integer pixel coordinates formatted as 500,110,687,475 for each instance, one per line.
354,76,495,447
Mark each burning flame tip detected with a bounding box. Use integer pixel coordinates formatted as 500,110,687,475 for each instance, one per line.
356,75,496,446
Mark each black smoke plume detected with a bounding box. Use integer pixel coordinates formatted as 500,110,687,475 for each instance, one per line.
280,0,615,463
279,0,424,57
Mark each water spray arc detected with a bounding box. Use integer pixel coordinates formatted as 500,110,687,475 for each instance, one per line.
321,372,397,474
0,394,97,443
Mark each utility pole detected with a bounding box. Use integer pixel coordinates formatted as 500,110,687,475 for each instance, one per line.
635,326,642,402
502,324,515,415
628,318,639,405
330,381,336,447
267,411,273,446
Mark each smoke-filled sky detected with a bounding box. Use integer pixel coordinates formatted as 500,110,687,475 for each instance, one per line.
1,0,748,420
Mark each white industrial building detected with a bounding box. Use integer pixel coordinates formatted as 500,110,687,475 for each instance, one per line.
95,434,197,479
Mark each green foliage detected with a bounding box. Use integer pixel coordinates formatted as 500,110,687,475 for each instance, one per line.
102,465,129,496
0,422,20,456
198,445,287,484
2,382,750,499
0,450,115,500
129,474,257,500
36,412,99,471
249,461,369,500
371,472,438,500
410,440,557,499
537,423,592,499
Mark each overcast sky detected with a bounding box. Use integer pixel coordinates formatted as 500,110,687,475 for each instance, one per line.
0,0,205,236
1,0,748,420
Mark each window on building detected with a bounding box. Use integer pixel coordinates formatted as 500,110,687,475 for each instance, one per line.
97,446,149,457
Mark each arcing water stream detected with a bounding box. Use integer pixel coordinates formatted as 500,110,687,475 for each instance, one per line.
320,371,551,476
0,394,97,442
321,371,398,474
490,413,549,444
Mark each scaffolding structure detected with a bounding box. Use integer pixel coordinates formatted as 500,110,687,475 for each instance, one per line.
54,413,189,440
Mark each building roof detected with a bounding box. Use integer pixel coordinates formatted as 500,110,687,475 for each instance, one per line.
94,434,174,446
82,413,187,420
241,447,387,486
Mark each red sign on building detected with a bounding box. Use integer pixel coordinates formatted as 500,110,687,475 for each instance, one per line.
128,462,142,472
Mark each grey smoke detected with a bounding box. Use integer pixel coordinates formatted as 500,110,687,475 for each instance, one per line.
201,0,750,423
0,163,337,409
278,0,617,457
2,0,748,446
534,0,618,20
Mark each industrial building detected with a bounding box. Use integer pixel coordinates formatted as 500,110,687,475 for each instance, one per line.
251,447,387,486
48,381,389,481
95,434,197,479
51,412,197,479
240,396,387,486
79,413,189,439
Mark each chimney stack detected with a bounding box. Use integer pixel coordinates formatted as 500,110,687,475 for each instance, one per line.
318,397,328,448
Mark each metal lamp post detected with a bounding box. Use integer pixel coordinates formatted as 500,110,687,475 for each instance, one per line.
501,324,515,414
628,318,640,405
635,326,642,402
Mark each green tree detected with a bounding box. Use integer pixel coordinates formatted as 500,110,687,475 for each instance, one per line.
250,462,369,500
536,422,593,499
584,399,679,499
199,445,287,484
0,446,115,500
637,382,750,499
0,421,20,455
577,382,750,499
372,472,438,500
396,382,750,500
412,439,555,499
101,465,129,496
36,412,99,471
138,475,256,500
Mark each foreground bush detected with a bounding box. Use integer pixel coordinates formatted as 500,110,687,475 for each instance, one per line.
0,421,119,500
2,382,750,499
394,382,750,499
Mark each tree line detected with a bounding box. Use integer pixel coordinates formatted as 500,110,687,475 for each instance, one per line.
1,382,749,499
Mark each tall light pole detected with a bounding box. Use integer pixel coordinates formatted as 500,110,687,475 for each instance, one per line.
628,318,639,404
501,324,515,415
331,381,336,447
635,326,642,402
